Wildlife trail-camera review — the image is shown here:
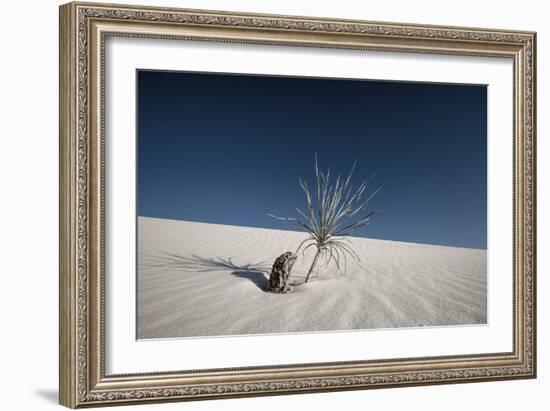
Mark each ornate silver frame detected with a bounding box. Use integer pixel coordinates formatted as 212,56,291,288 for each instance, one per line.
59,1,536,408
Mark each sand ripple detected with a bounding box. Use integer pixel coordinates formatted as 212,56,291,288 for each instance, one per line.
137,217,487,339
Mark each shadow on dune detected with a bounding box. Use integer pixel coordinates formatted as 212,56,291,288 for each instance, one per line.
147,252,271,291
231,270,270,290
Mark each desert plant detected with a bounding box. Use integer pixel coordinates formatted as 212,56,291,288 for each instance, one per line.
268,155,380,283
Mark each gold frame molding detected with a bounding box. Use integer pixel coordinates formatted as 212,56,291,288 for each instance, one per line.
59,1,537,408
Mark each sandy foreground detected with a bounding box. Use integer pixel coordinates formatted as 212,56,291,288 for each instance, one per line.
137,216,487,339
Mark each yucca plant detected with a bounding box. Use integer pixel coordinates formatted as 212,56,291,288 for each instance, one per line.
269,155,380,283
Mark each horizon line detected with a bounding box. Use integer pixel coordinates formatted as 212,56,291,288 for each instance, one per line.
137,214,487,251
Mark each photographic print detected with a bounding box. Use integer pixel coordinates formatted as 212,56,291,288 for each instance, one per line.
136,70,487,339
60,4,536,406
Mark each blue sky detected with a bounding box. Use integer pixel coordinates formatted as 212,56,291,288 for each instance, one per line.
137,70,487,249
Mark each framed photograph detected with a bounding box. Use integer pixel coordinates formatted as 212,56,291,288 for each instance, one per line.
59,2,537,408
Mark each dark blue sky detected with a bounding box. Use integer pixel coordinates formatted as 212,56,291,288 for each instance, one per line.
137,70,487,249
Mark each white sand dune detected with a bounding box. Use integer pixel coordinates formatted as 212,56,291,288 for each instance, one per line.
137,216,487,339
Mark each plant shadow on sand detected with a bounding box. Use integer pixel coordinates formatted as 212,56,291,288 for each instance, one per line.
144,252,333,291
148,252,273,291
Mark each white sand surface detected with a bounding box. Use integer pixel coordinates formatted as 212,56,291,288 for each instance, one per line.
137,216,487,339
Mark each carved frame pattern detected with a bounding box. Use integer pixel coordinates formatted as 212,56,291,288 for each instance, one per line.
59,2,536,408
